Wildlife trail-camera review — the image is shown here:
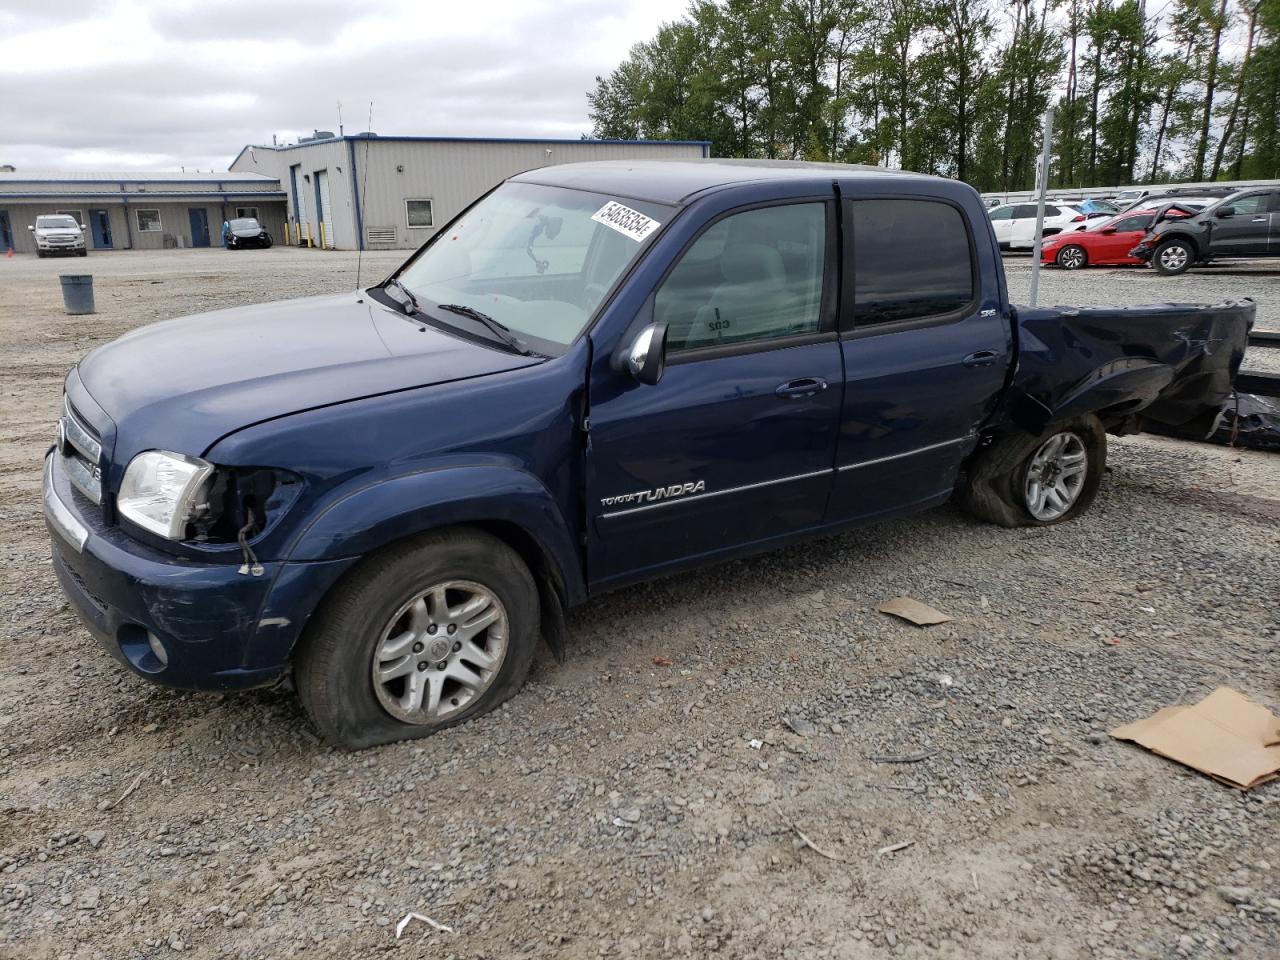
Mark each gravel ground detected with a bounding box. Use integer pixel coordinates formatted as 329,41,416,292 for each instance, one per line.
1,249,1277,960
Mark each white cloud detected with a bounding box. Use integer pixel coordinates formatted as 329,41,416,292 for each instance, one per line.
0,0,691,171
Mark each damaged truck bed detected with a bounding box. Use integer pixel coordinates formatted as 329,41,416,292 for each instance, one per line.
1000,299,1255,438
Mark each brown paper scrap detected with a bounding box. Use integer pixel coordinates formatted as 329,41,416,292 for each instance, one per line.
877,596,952,627
1110,687,1280,790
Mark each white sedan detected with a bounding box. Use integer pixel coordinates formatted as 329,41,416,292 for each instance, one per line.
987,202,1088,250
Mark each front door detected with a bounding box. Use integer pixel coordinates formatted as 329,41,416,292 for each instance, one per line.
188,208,210,247
0,210,11,251
1209,192,1272,256
586,199,843,587
1091,211,1154,263
827,196,1010,522
89,209,112,249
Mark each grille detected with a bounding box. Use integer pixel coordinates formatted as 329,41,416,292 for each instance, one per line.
59,397,103,504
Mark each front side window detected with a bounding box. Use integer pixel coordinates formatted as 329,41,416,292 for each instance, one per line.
406,199,434,229
988,206,1013,221
136,208,162,232
849,199,974,326
1221,193,1267,216
656,202,826,353
1112,214,1153,232
396,182,672,348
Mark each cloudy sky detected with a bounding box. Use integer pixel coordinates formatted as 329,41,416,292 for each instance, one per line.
0,0,689,172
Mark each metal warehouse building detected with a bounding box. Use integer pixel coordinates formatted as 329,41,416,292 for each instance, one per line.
0,171,287,254
229,134,710,250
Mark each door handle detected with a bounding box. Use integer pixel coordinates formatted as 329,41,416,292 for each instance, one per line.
962,350,1000,368
1252,217,1268,222
775,377,827,399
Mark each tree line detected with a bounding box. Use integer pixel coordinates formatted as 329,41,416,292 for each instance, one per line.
587,0,1280,192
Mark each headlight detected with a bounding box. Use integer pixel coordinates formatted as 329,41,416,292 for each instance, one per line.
117,451,214,539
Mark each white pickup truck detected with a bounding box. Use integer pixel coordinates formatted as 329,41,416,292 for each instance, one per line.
30,214,87,257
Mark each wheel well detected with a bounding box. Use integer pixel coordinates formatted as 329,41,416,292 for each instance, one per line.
1158,233,1198,256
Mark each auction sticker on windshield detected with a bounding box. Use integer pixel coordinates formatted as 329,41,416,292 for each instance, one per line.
591,201,661,242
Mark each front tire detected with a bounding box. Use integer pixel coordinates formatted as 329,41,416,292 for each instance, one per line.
1153,239,1194,276
1056,245,1087,270
294,527,539,749
957,417,1106,527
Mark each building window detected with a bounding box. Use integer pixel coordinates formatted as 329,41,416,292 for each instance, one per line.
405,199,434,229
136,208,162,232
235,206,259,220
56,209,84,224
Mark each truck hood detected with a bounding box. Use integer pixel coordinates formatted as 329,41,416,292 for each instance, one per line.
74,291,543,461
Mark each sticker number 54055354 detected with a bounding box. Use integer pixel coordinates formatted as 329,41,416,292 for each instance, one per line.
591,202,662,242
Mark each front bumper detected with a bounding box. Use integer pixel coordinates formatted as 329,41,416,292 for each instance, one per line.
43,452,354,691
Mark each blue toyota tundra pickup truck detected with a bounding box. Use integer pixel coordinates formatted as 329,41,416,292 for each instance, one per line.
43,160,1253,748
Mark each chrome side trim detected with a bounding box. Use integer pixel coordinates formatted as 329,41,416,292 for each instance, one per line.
43,457,88,552
600,468,832,518
837,435,973,472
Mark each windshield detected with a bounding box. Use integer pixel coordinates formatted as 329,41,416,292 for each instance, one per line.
37,216,78,230
394,182,673,349
230,218,259,230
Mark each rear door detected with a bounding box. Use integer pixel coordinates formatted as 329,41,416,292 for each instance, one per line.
1210,192,1272,256
1010,204,1039,247
827,195,1010,523
585,197,843,586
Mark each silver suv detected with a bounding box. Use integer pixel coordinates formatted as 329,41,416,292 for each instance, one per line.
30,214,87,257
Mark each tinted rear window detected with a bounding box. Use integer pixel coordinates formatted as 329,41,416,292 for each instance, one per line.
850,199,974,326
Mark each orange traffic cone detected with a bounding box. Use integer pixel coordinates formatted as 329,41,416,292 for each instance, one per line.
5,247,12,258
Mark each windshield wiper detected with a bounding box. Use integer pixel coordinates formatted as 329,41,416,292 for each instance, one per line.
436,303,536,356
383,277,421,315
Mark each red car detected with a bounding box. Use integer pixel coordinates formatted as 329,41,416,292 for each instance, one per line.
1041,203,1199,269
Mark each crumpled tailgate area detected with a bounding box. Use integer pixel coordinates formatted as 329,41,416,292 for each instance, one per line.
997,299,1255,436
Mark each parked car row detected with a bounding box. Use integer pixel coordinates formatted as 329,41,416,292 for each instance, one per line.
1001,186,1280,275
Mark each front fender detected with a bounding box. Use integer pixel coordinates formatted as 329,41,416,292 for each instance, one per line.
285,466,585,605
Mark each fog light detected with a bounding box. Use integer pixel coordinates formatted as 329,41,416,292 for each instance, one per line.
147,632,169,667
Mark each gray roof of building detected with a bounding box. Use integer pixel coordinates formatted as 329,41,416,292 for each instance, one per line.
0,170,278,184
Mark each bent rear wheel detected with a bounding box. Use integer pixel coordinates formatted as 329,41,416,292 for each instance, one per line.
1056,245,1087,270
956,416,1106,527
295,527,538,749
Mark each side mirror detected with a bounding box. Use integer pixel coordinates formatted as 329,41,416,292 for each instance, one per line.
79,224,87,231
1216,207,1235,219
27,225,34,231
626,322,667,385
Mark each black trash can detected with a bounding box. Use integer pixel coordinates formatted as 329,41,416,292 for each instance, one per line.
59,274,95,315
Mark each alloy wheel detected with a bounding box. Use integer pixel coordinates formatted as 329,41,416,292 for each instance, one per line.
1024,432,1088,521
1058,246,1085,269
1159,244,1189,272
371,580,508,724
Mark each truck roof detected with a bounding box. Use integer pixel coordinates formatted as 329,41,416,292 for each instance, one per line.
511,158,941,206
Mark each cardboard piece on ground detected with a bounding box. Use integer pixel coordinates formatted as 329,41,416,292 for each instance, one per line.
877,596,952,627
1110,687,1280,790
